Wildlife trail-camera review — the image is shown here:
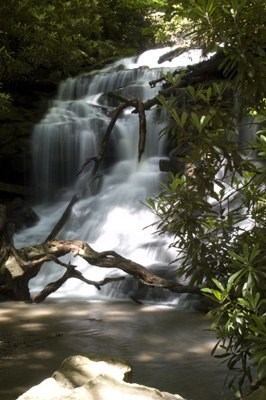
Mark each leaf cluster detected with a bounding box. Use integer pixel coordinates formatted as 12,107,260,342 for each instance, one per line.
155,0,266,107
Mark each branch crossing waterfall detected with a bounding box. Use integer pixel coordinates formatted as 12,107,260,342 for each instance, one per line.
14,48,210,305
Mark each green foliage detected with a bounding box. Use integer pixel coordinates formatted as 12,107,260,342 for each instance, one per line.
0,0,162,108
147,1,266,396
151,86,266,396
0,0,163,79
100,0,166,50
1,1,102,79
155,0,266,107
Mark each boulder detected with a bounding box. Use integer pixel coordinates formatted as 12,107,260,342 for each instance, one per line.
17,354,185,400
6,197,39,230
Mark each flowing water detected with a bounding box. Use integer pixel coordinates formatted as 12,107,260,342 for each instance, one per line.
15,47,206,301
12,48,236,399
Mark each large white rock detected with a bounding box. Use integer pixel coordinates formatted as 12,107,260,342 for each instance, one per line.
17,355,185,400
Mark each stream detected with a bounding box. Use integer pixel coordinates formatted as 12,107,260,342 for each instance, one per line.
0,301,234,400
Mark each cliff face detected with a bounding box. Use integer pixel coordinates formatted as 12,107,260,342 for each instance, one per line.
0,78,58,192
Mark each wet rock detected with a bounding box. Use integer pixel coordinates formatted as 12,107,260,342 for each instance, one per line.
6,197,39,230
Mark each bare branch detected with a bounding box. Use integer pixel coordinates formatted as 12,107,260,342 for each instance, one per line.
33,260,126,303
45,195,78,241
76,156,99,176
95,102,130,171
17,239,201,299
138,98,146,161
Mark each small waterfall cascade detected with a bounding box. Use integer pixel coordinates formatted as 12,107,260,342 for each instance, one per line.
15,48,206,303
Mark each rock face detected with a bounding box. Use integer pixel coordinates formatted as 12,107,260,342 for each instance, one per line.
0,82,56,188
6,197,39,231
17,354,185,400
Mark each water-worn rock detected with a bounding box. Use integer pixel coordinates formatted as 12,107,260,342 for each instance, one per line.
17,354,185,400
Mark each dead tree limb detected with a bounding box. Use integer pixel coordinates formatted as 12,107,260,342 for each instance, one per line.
76,156,98,176
157,46,190,64
45,194,78,242
76,102,130,176
94,102,129,172
33,263,125,303
1,234,202,301
138,98,146,161
3,239,200,302
77,94,149,174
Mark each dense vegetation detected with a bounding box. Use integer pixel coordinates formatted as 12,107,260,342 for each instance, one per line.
0,0,165,110
0,1,265,398
147,1,266,397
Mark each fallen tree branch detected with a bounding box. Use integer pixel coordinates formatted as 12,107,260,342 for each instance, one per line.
157,46,190,64
10,239,201,302
45,195,78,242
94,102,129,172
76,102,129,176
77,94,149,174
138,98,146,161
33,262,125,303
76,156,99,176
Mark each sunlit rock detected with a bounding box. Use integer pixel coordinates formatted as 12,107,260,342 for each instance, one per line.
17,354,185,400
52,354,132,386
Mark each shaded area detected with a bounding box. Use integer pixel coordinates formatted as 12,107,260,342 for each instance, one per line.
0,301,234,400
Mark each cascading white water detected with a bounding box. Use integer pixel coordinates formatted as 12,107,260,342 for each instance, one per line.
15,48,206,301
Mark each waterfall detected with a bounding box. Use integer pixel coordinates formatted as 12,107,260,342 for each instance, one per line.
14,48,206,303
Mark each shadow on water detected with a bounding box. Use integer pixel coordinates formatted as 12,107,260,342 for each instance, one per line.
0,300,235,400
